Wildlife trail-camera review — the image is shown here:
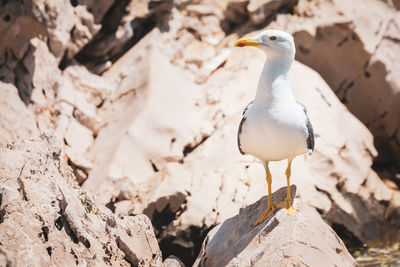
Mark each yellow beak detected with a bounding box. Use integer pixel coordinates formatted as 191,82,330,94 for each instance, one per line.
234,38,263,47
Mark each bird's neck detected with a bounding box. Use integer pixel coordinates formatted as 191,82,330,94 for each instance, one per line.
253,56,295,107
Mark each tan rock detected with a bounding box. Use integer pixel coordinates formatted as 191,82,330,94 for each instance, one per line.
0,134,161,266
196,48,231,84
183,41,216,68
223,0,250,26
118,215,162,266
83,28,216,203
84,0,115,24
163,255,186,267
274,0,400,166
65,119,94,153
185,5,219,17
64,145,93,184
0,0,103,65
194,190,356,267
247,0,298,25
0,82,39,148
131,48,400,262
75,0,174,67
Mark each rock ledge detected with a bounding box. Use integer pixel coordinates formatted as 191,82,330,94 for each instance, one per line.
194,186,356,267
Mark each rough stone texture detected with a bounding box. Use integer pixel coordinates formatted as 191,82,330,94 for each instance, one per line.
223,0,250,26
0,82,39,148
1,0,400,266
162,255,186,267
75,0,174,70
82,28,217,203
194,188,356,267
0,134,162,266
247,0,298,25
0,0,108,67
269,0,400,168
101,39,399,264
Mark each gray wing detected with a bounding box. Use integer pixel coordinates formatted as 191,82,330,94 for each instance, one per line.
237,101,253,155
297,101,314,152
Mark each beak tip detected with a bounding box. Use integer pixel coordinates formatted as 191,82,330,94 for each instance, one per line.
234,38,261,48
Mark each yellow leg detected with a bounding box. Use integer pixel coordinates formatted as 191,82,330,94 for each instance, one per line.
277,160,297,215
253,166,275,226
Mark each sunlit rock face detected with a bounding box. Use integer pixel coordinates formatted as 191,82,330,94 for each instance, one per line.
1,0,400,266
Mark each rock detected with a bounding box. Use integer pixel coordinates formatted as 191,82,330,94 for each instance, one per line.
2,0,400,265
0,0,105,65
82,28,216,203
117,215,162,266
223,0,250,26
75,0,174,68
274,0,400,168
394,0,400,10
185,5,219,17
130,48,400,264
62,65,110,133
0,134,162,266
163,255,186,267
193,188,356,267
0,82,39,148
248,0,298,25
83,0,116,24
196,48,231,84
64,145,93,184
182,41,216,68
64,119,94,154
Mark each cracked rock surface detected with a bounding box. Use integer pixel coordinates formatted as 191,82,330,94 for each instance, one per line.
0,133,162,266
194,188,356,267
1,0,400,266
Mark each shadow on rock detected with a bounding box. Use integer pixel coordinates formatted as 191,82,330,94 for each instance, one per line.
194,185,357,267
195,185,296,267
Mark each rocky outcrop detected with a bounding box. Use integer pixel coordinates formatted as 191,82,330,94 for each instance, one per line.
269,0,400,172
247,0,298,25
150,57,397,263
75,0,174,71
1,0,400,266
0,83,39,148
194,188,356,267
0,0,108,75
0,133,161,266
93,31,399,263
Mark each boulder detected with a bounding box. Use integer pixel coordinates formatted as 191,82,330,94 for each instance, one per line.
194,188,356,267
82,28,216,203
223,0,250,26
0,0,106,65
128,46,400,264
75,0,174,69
0,134,162,266
248,0,298,25
0,82,39,148
163,255,186,267
270,0,400,168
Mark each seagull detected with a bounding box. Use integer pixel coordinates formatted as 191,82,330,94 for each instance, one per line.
234,30,314,226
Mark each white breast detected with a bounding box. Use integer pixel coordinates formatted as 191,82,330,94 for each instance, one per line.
240,102,308,162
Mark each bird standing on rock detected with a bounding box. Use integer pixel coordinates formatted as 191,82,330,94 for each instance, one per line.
234,30,314,226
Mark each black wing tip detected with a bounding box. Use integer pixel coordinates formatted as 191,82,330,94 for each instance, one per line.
306,117,315,152
299,101,314,152
238,102,253,155
237,116,247,155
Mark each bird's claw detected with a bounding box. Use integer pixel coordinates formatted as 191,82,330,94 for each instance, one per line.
253,204,275,226
277,197,296,215
287,205,297,215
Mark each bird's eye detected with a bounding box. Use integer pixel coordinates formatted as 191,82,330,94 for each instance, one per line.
270,36,277,40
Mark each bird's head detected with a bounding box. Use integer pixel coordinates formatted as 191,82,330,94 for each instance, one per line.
234,30,295,60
